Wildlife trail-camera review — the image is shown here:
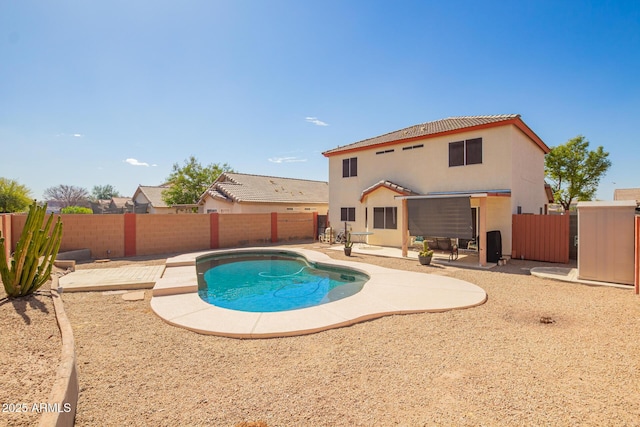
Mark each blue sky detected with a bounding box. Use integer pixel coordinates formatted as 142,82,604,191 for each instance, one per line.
1,0,638,201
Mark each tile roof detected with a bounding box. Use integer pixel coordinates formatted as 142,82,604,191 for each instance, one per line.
134,185,170,208
323,114,548,155
360,180,418,202
201,173,328,204
110,197,133,208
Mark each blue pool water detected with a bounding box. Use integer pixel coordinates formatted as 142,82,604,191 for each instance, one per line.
196,251,369,312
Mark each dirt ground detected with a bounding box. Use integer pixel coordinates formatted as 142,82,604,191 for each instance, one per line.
2,242,640,426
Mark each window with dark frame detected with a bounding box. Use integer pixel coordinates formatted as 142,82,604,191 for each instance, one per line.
449,138,482,166
373,207,397,229
449,141,465,166
340,207,355,222
466,138,482,164
342,157,358,177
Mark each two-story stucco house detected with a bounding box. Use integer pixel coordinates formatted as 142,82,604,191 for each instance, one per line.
322,114,551,265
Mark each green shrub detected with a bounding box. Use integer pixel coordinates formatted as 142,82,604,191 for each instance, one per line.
60,206,92,214
0,202,63,297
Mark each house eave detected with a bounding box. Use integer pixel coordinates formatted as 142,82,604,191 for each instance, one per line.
395,189,512,200
323,117,549,157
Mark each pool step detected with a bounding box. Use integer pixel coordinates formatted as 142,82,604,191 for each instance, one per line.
152,265,198,296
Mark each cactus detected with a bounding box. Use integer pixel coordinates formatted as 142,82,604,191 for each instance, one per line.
0,201,63,297
344,231,353,248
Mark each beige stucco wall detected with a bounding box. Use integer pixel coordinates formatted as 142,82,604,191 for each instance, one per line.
509,126,549,215
327,123,548,255
200,197,328,215
360,187,404,247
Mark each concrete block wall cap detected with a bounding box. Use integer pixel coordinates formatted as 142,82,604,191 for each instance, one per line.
39,276,79,427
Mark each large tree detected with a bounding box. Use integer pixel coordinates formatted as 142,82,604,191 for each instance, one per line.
91,184,121,200
0,177,32,213
545,135,611,211
43,185,90,208
162,156,234,206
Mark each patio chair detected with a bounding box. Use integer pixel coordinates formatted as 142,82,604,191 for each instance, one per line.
466,236,479,251
319,227,334,243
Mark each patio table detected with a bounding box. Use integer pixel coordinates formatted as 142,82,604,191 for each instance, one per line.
350,231,374,247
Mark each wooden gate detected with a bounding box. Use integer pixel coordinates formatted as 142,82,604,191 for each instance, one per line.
512,214,570,263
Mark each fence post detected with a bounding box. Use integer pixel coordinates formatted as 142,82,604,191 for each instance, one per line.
313,212,318,241
0,214,11,264
124,213,136,257
634,215,640,295
271,212,278,243
210,213,219,249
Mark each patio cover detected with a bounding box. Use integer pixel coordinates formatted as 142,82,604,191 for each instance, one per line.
407,196,473,239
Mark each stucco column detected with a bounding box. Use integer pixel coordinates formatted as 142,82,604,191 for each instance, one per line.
478,197,487,266
402,198,409,257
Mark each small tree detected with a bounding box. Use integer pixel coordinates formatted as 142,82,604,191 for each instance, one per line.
91,184,121,200
545,135,611,211
0,201,63,297
43,185,90,208
0,177,32,213
162,156,234,206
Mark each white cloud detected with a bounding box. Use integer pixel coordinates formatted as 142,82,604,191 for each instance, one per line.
268,156,308,163
124,158,150,167
305,117,329,126
55,132,85,138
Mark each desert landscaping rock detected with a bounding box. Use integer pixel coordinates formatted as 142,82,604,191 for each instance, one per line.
3,244,639,426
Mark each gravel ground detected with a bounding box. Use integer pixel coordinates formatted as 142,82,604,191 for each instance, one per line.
0,286,62,427
4,243,640,426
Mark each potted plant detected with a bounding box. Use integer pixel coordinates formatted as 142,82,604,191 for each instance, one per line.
344,232,353,256
418,240,434,265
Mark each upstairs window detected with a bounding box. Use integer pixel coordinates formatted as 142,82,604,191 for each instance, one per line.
342,157,358,177
449,138,482,167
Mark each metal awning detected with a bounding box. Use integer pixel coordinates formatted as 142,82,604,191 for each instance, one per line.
395,189,511,200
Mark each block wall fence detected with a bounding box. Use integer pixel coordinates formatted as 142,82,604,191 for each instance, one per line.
4,212,318,261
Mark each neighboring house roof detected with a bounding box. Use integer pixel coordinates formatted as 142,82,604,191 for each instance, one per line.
110,197,133,208
199,173,328,204
322,114,549,156
613,188,640,202
360,180,418,202
133,185,170,208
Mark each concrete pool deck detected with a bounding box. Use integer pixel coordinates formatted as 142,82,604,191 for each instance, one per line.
58,265,166,292
150,247,487,338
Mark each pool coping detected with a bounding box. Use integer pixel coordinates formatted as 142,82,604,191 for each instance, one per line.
150,247,487,338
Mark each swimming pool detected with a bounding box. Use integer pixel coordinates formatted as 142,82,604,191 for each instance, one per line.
196,251,369,312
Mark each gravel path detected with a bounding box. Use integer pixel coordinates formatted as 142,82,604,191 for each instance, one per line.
4,244,640,426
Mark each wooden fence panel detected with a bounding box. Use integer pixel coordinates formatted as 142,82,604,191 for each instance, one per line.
512,214,569,263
